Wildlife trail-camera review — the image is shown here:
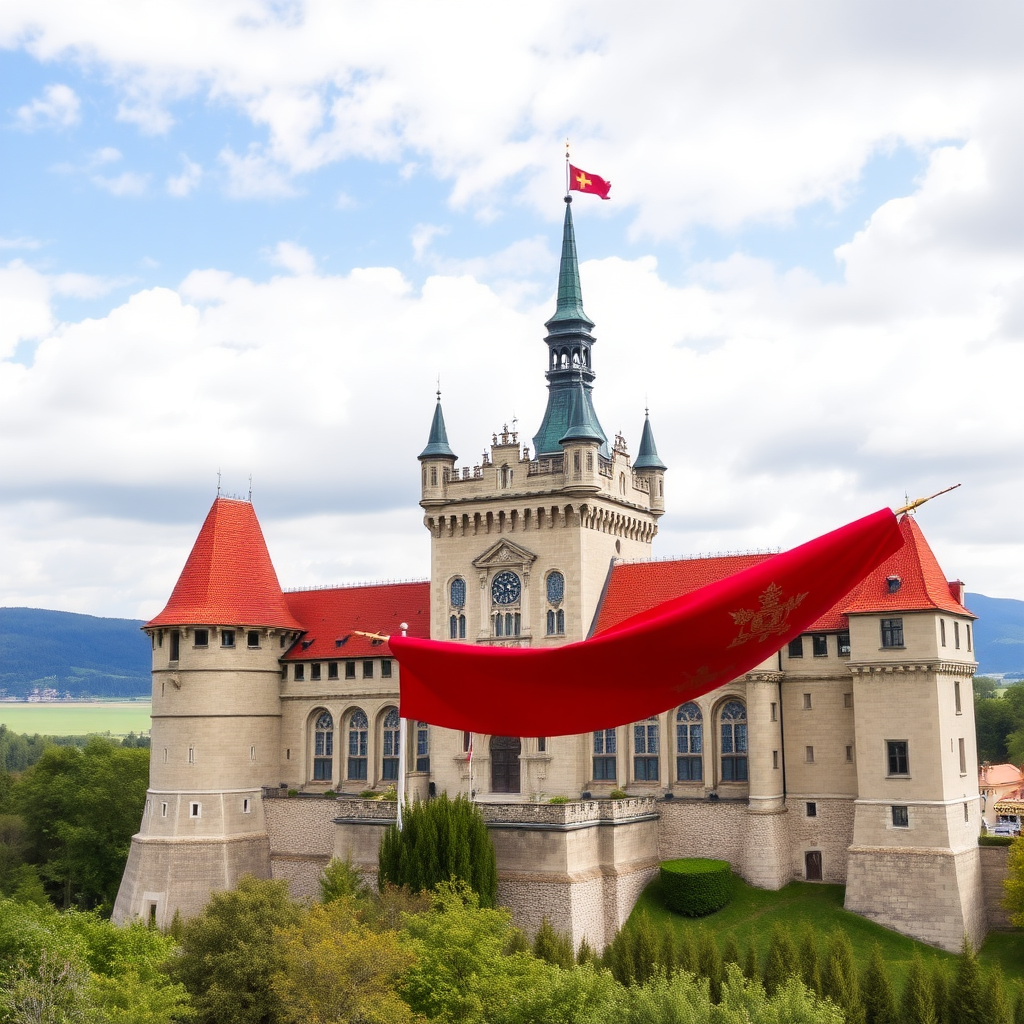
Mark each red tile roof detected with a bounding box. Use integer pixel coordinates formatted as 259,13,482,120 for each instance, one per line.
593,514,971,637
146,498,304,631
980,763,1023,787
283,581,431,660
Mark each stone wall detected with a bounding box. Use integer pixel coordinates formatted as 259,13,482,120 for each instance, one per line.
786,797,856,883
658,799,748,871
980,845,1012,930
265,796,341,900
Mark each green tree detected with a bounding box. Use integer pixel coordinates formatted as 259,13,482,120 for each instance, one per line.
13,739,148,912
722,933,740,970
659,923,678,977
630,911,659,986
378,794,497,907
1013,986,1024,1024
741,940,759,982
1004,836,1024,927
931,959,950,1024
948,936,987,1024
861,943,897,1024
990,964,1013,1024
317,856,369,904
166,875,302,1024
901,951,937,1024
822,929,863,1024
798,924,821,996
975,698,1016,763
974,676,999,699
678,929,698,975
762,923,798,997
696,926,723,1003
532,916,574,969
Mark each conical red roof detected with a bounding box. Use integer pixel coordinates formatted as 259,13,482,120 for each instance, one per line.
146,498,303,630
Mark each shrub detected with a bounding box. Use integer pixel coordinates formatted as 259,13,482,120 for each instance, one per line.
323,790,336,798
980,834,1014,846
287,789,298,797
659,858,732,917
359,789,376,799
548,796,570,804
609,788,627,799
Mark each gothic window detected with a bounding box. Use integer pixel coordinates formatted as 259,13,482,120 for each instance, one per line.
450,615,458,639
347,709,368,781
593,728,617,781
720,700,748,782
676,702,703,781
416,721,430,772
634,716,660,781
458,615,466,638
546,571,564,604
381,708,400,780
430,467,437,486
313,710,333,782
450,577,466,608
586,452,593,471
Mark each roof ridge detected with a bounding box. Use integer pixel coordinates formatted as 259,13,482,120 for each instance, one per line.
283,578,430,593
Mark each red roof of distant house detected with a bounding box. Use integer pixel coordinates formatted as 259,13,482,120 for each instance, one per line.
980,763,1023,787
283,581,431,660
146,498,304,631
592,513,970,637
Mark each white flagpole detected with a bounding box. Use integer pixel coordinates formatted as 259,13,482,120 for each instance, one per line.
396,621,408,830
468,733,474,801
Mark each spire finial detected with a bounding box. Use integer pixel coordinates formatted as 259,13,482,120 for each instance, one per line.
248,474,253,502
436,373,441,402
217,468,221,496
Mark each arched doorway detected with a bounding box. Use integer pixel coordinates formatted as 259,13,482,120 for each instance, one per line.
490,736,521,794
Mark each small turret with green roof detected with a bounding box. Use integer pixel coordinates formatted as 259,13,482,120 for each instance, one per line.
419,391,457,460
419,390,457,505
633,408,667,515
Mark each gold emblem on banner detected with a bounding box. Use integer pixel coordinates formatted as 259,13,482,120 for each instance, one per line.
728,583,807,647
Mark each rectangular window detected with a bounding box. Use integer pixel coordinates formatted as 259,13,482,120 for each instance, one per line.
416,722,430,773
954,680,962,715
887,740,909,776
967,623,972,652
161,802,168,817
676,754,702,781
843,692,853,709
247,630,260,648
194,628,209,647
802,693,812,710
812,634,828,657
837,632,851,657
806,801,817,817
537,737,546,753
593,756,617,781
310,663,321,681
170,630,180,661
964,802,970,823
294,664,305,681
221,629,235,648
363,661,373,679
634,756,659,781
770,702,777,722
940,619,946,646
463,731,472,753
250,745,256,761
243,798,250,813
190,802,201,818
347,757,368,781
328,662,338,680
954,621,961,649
635,721,659,755
345,661,356,679
846,745,854,762
891,805,909,828
286,749,290,760
959,737,967,775
788,637,803,658
382,659,393,678
162,747,168,763
805,745,815,763
881,618,904,648
772,750,779,769
188,746,195,764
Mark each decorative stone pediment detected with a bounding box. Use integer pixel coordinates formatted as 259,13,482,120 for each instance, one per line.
472,539,537,571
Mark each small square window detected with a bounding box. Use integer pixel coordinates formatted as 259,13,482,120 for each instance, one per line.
310,663,321,681
190,802,201,818
891,805,909,828
812,635,828,657
194,629,209,647
802,693,812,710
247,630,260,648
221,629,235,648
837,632,851,657
788,637,803,658
806,801,817,817
843,692,853,709
328,662,339,680
294,664,305,681
381,659,392,678
805,745,815,763
363,660,373,679
345,661,356,679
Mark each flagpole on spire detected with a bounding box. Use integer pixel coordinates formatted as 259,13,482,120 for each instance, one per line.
565,138,570,196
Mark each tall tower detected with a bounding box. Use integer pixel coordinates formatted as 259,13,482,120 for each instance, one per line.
112,497,303,927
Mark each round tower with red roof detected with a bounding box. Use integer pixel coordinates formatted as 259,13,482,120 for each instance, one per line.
112,497,304,928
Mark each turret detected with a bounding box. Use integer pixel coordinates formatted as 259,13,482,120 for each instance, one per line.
419,390,457,505
560,377,603,492
633,409,667,515
533,197,609,459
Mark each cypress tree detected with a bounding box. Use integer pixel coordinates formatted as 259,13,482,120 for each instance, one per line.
576,935,597,966
722,933,741,969
678,928,698,975
742,941,760,983
948,936,987,1024
631,910,660,986
822,930,863,1024
533,916,574,969
989,964,1012,1024
861,943,897,1024
901,951,937,1024
798,923,822,996
762,923,798,997
659,924,678,977
931,959,950,1024
696,927,723,1003
608,927,633,986
1013,986,1024,1024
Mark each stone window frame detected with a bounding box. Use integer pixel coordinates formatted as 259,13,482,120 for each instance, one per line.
719,699,748,783
675,702,703,782
593,728,617,781
381,707,400,781
891,805,909,828
312,709,334,783
347,708,369,781
886,739,910,777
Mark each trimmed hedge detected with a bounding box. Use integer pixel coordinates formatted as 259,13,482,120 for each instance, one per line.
979,834,1015,847
659,858,733,917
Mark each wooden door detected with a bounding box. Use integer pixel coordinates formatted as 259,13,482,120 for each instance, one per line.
805,850,822,881
490,736,521,793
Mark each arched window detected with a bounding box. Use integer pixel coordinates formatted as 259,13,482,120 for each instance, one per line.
546,609,555,635
381,708,400,780
450,577,466,607
458,614,466,639
449,615,458,639
347,709,368,781
313,710,333,781
593,728,616,781
676,703,703,781
720,700,748,782
416,721,430,772
619,473,626,494
494,612,520,638
494,613,503,637
556,609,565,634
634,716,660,781
547,571,564,604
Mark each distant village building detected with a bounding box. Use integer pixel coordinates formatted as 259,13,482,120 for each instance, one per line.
114,200,990,952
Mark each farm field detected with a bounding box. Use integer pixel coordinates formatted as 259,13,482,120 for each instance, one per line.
0,701,151,737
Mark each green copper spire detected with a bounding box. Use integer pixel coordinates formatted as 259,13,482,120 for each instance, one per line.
533,197,608,458
418,391,456,460
559,376,604,445
633,409,667,471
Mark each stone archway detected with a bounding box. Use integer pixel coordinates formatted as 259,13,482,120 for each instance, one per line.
490,736,521,794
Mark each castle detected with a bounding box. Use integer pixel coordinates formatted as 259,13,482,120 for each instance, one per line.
113,199,991,952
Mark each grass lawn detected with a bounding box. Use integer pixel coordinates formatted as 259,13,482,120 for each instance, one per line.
630,874,1024,989
0,701,151,737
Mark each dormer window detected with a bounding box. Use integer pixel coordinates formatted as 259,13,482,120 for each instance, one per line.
886,575,901,594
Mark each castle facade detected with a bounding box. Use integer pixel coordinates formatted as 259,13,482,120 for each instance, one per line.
113,200,988,952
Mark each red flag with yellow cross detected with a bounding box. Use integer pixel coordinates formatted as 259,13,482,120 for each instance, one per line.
569,163,611,200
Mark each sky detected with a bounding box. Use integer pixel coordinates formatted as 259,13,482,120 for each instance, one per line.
2,1,1023,621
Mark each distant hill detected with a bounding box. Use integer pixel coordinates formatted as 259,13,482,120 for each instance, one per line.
966,593,1024,678
0,608,150,700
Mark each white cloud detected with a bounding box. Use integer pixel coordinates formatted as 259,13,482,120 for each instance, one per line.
0,236,43,250
91,170,149,196
266,241,316,275
411,223,448,263
89,146,122,166
14,83,80,130
167,154,202,197
219,145,298,199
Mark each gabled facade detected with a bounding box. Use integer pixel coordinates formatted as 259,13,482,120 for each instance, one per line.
115,199,987,953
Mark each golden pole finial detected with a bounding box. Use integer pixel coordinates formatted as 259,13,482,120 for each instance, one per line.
894,483,961,516
352,629,391,642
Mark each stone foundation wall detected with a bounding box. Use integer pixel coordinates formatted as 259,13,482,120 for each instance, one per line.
786,797,856,883
265,796,342,901
980,845,1012,930
657,799,748,872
